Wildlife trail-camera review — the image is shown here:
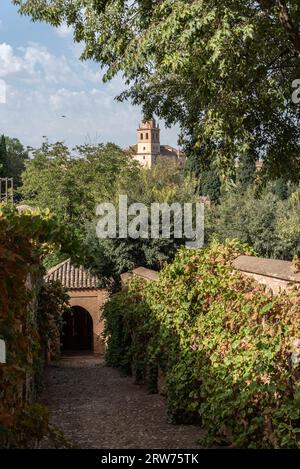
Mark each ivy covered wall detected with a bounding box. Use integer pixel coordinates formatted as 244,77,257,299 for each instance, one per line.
103,240,300,448
0,206,77,448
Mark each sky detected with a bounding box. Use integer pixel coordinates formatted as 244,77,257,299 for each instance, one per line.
0,1,179,150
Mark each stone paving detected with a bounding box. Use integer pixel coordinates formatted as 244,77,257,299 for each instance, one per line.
40,354,203,449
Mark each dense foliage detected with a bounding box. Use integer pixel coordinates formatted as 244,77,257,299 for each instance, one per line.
0,136,7,177
20,141,143,277
0,206,78,448
20,141,139,231
37,281,70,365
198,166,221,204
236,154,257,191
21,142,198,279
206,182,300,259
103,240,300,448
0,135,29,187
13,0,300,178
86,158,198,280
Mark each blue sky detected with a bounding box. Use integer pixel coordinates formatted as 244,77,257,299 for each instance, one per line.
0,1,179,149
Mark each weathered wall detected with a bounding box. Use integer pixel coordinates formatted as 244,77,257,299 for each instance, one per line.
232,255,300,294
68,288,108,354
122,255,300,294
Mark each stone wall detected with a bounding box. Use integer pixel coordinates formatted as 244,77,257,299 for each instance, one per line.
232,255,300,294
122,255,300,294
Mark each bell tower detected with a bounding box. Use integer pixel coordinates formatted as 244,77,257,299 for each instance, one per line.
136,118,160,168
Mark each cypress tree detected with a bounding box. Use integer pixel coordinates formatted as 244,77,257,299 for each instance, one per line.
273,177,289,200
0,134,8,177
200,168,221,204
236,154,256,190
185,150,202,179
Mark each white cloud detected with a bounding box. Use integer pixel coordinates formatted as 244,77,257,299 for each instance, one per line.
0,43,22,77
0,41,179,149
0,83,141,148
0,42,80,85
0,79,6,104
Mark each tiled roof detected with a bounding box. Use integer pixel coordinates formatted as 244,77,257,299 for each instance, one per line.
128,144,184,158
44,259,100,289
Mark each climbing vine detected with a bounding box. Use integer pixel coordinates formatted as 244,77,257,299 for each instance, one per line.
103,239,300,448
0,205,80,448
37,280,70,364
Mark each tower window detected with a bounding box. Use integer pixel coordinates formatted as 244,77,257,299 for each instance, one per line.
140,133,143,140
146,133,149,139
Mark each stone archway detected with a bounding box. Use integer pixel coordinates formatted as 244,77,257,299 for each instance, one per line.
45,259,108,355
61,306,93,351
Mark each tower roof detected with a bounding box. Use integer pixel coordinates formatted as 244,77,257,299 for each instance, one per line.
138,118,159,130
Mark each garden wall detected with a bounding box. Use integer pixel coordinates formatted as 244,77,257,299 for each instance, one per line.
0,206,76,447
120,254,300,403
108,241,300,448
121,255,300,293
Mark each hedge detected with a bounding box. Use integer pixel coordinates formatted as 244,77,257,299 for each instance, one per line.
0,206,75,448
102,239,300,448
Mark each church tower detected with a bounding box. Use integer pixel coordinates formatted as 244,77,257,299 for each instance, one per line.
136,118,160,168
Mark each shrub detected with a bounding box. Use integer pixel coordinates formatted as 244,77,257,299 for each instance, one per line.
0,206,78,447
206,183,300,260
37,280,70,363
102,291,133,375
0,403,68,449
103,239,300,448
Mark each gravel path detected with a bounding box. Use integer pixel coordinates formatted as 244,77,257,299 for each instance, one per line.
40,354,203,449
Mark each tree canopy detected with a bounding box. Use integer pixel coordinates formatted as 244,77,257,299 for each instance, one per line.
236,153,257,191
8,135,182,277
20,141,140,229
0,135,8,177
85,158,198,279
20,141,197,278
206,180,300,259
12,1,300,179
0,134,28,187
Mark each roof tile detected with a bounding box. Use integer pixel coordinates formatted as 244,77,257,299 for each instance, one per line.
44,259,101,289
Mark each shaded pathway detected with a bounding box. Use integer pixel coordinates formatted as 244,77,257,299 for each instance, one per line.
40,354,203,449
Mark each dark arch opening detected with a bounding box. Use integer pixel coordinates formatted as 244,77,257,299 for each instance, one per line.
61,306,93,351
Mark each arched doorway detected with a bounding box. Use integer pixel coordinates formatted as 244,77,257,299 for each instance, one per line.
61,306,93,351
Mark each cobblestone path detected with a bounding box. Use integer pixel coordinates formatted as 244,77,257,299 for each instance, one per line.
40,354,203,449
